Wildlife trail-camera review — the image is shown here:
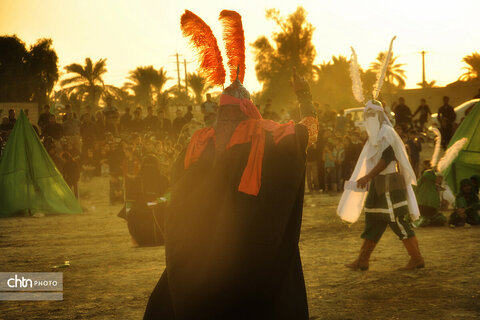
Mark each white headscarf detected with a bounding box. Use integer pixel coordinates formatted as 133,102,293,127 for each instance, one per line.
337,100,419,223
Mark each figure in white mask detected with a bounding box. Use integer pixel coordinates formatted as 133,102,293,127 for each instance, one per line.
337,38,424,271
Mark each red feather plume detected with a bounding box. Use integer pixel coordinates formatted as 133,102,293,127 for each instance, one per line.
180,10,226,87
219,10,246,83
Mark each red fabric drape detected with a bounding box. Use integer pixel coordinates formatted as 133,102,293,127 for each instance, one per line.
184,127,215,169
226,119,295,196
184,94,298,196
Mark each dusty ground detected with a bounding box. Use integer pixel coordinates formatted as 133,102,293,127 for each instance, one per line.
0,176,479,320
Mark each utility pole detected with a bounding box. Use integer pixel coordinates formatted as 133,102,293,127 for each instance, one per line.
420,50,426,85
184,58,188,94
176,53,181,94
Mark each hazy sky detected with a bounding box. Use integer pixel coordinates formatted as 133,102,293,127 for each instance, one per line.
1,0,479,94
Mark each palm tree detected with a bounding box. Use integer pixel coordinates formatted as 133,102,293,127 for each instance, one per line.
370,52,407,90
124,66,170,109
188,72,212,104
151,67,170,109
60,57,109,107
459,52,480,81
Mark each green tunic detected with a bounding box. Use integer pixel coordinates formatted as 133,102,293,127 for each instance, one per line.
415,169,440,210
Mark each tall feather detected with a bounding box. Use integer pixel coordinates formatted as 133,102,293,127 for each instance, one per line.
437,138,468,173
349,47,364,103
219,10,246,83
180,10,226,86
429,126,442,168
372,36,396,99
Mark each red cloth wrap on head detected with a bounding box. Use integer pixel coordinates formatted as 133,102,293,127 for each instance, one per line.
227,119,295,196
184,127,215,169
184,94,296,196
219,94,262,119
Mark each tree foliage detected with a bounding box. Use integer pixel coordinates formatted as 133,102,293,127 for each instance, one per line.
0,36,58,104
60,57,119,108
459,52,480,81
312,56,377,109
370,52,406,93
252,7,316,108
187,72,212,105
124,66,170,109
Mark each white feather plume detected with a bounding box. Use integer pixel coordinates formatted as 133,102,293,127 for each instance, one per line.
437,138,468,173
429,126,442,168
349,47,364,103
372,36,397,99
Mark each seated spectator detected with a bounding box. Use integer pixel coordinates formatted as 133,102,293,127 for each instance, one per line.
471,175,480,195
449,179,480,227
414,169,447,227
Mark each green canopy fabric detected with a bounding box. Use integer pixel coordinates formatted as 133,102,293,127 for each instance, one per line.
0,110,82,217
442,102,480,194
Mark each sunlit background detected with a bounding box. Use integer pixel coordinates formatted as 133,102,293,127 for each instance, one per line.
1,0,479,92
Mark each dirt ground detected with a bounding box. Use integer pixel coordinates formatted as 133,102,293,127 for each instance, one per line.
0,175,479,320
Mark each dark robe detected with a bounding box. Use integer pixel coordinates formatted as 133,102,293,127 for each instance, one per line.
144,122,310,319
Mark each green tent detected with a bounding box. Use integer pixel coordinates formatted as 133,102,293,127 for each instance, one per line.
0,110,82,217
443,102,480,194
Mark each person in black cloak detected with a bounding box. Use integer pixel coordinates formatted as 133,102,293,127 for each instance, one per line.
118,154,169,246
143,10,318,320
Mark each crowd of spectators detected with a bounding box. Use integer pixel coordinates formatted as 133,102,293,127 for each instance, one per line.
0,92,471,202
0,96,203,204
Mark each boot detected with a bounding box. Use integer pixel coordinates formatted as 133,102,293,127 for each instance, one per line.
399,236,425,270
345,239,376,271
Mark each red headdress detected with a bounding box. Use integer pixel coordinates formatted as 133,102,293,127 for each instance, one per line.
180,10,226,86
219,10,246,83
182,10,295,196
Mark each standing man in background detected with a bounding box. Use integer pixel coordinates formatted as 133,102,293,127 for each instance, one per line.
393,97,412,132
438,96,456,149
412,98,431,131
201,93,218,126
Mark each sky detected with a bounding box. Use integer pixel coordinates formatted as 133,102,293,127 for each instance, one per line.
1,0,479,94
